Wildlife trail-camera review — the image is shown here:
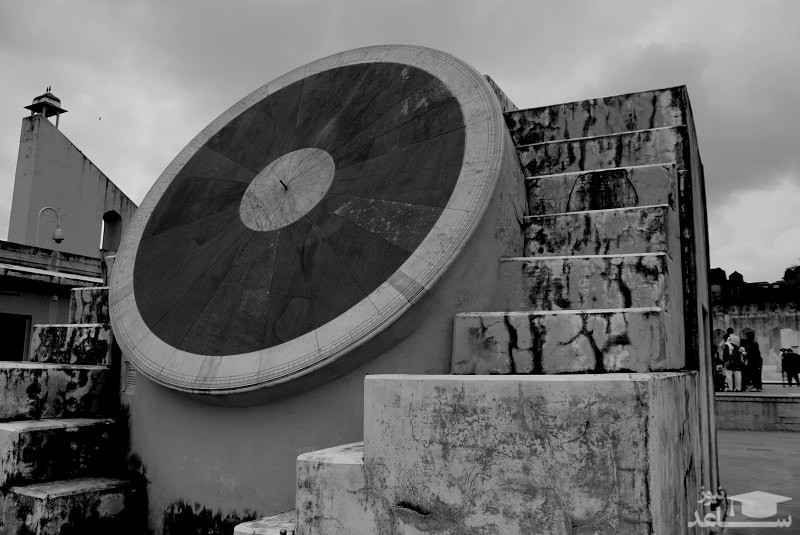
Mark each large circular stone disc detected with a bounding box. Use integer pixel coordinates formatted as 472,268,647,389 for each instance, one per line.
110,45,506,394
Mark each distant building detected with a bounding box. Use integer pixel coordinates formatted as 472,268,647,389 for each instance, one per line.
1,90,136,360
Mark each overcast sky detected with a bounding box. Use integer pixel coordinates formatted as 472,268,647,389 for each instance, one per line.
1,1,798,282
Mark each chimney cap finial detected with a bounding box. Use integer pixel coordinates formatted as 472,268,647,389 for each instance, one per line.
25,88,67,118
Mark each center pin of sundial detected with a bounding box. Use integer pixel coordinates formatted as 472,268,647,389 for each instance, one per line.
239,148,335,232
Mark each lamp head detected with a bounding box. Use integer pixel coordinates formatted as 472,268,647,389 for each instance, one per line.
52,226,64,244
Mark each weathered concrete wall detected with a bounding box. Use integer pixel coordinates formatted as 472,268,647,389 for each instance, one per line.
122,128,527,532
452,308,672,374
498,253,669,311
0,418,123,488
524,164,674,215
69,287,110,324
8,115,136,258
5,478,134,535
524,205,671,257
28,324,112,365
715,393,800,431
295,443,378,534
0,362,112,421
354,373,702,534
284,373,704,534
504,87,687,146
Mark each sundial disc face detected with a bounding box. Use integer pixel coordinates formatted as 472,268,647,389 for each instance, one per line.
110,45,506,394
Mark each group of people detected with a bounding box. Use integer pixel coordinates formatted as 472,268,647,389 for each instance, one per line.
713,327,800,392
713,327,762,392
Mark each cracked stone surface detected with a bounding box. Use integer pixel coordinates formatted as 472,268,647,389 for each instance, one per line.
362,374,702,534
452,309,675,375
516,126,687,178
524,205,671,257
0,363,112,421
499,254,669,312
526,164,674,216
504,87,686,146
68,287,110,324
28,324,113,365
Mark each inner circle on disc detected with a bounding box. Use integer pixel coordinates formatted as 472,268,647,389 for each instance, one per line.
239,148,335,231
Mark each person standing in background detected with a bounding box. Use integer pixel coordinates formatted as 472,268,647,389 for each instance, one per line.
782,348,800,387
726,327,740,348
742,331,762,392
724,334,744,391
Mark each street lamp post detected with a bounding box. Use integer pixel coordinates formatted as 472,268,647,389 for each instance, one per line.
36,207,65,247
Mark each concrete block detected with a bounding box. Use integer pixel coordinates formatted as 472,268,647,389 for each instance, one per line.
5,477,133,535
28,324,112,365
68,287,110,324
498,253,668,312
526,164,674,215
517,126,687,178
0,362,113,421
451,308,675,374
0,418,122,487
504,87,686,145
524,205,670,257
296,442,386,534
234,511,296,535
363,373,703,534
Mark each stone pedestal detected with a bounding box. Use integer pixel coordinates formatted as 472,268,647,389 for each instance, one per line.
284,373,704,534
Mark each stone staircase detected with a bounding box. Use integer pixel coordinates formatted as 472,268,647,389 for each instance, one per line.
453,91,688,376
234,86,711,534
0,287,140,534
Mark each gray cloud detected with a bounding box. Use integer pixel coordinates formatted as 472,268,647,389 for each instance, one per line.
0,0,798,279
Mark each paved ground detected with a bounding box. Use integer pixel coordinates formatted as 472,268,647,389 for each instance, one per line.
717,430,800,534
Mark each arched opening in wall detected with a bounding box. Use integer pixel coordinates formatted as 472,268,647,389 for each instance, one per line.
101,210,122,252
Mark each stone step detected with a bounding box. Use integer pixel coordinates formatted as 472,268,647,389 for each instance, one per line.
68,287,110,324
0,362,113,422
526,163,675,215
363,373,702,534
0,418,123,488
234,511,296,535
504,86,686,145
28,324,112,365
295,442,381,534
5,477,136,535
498,253,670,312
524,204,677,257
516,125,687,178
451,308,678,375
